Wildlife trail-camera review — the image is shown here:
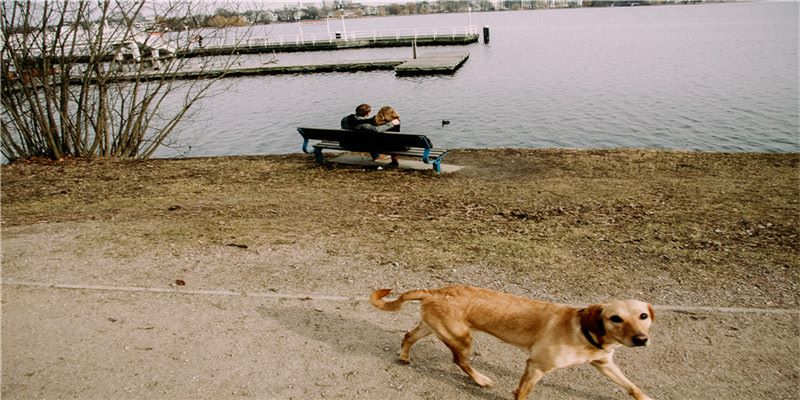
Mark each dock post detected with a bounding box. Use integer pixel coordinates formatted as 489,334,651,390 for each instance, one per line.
483,26,490,44
413,38,417,59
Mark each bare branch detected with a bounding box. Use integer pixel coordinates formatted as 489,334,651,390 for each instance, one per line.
2,0,245,161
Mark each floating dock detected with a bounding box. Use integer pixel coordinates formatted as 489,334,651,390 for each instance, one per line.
395,52,470,76
68,52,470,85
66,61,397,85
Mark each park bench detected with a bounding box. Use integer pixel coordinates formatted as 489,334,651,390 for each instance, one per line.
297,127,450,173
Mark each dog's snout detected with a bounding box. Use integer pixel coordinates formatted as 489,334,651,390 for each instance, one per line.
632,335,648,347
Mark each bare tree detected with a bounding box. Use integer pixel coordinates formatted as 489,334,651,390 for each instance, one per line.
1,1,244,161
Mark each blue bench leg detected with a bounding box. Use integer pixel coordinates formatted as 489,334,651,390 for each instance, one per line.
314,148,324,164
433,160,442,173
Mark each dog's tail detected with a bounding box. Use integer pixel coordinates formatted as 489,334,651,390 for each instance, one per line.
370,288,429,311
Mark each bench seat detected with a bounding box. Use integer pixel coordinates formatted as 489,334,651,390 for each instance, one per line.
297,128,449,173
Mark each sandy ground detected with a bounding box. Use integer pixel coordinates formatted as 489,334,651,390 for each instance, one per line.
2,149,799,399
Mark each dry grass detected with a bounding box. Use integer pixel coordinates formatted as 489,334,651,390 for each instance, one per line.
2,149,798,307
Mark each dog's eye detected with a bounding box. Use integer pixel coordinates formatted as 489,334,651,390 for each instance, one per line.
640,313,648,320
610,315,623,323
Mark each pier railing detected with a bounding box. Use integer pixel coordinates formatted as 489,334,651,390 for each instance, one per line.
201,25,479,49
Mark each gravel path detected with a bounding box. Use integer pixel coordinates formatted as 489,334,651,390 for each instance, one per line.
2,149,798,399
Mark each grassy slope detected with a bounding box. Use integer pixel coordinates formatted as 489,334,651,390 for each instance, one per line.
2,149,798,307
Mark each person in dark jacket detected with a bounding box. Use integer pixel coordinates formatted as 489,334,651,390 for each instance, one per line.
341,104,398,132
341,104,399,161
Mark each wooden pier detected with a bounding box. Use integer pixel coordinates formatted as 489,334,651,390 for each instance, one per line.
67,52,470,85
178,32,478,58
395,52,470,76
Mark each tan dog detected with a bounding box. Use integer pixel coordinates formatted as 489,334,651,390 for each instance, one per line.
370,285,655,400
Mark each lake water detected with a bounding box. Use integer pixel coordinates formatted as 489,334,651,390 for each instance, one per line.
156,1,799,158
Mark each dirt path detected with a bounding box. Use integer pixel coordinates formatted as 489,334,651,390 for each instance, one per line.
2,149,798,399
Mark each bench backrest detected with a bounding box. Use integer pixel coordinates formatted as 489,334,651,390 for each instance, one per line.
297,127,433,152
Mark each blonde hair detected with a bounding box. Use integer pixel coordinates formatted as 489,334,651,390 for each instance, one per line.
374,106,400,125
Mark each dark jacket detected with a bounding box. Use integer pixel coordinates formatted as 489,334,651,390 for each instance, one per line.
341,114,394,132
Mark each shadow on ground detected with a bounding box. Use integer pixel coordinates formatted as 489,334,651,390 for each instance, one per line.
262,303,617,400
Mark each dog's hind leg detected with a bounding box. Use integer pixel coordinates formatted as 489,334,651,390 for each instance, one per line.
399,322,433,363
439,329,495,387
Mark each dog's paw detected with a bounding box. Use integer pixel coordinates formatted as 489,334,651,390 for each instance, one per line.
473,373,495,387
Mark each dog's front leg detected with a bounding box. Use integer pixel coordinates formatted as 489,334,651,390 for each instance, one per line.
513,359,549,400
591,357,653,400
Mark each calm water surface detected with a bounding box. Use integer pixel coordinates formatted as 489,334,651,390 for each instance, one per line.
157,2,799,158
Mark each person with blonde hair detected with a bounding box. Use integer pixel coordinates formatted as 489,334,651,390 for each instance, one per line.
373,106,401,132
340,104,402,164
371,106,402,165
340,104,398,132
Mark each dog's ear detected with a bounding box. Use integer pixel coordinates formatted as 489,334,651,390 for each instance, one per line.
648,304,655,322
581,304,606,338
